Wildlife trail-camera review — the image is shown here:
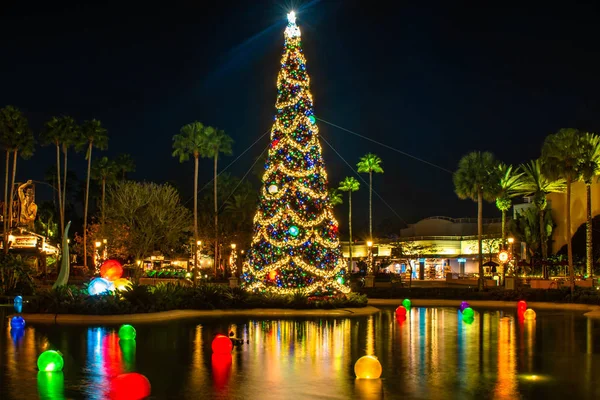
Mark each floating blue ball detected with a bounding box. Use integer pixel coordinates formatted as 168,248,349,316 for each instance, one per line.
11,316,25,330
88,277,112,296
14,295,23,313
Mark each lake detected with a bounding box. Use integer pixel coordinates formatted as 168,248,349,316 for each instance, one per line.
1,306,600,399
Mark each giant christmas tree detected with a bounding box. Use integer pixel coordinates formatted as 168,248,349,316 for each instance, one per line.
241,12,349,295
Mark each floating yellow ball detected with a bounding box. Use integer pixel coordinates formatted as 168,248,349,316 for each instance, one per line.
354,355,382,379
523,308,536,320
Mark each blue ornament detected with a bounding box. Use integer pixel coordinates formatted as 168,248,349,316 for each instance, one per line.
309,115,316,124
289,226,300,237
88,277,113,296
14,295,23,313
11,316,25,330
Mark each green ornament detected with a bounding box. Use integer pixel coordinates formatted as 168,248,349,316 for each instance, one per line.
462,307,474,319
402,298,411,310
118,324,137,340
289,226,300,237
37,350,64,372
309,115,316,124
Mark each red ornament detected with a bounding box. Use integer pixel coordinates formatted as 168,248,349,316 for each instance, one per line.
268,270,277,280
110,373,151,400
101,259,123,281
517,300,527,314
271,139,280,148
395,306,407,317
211,334,233,355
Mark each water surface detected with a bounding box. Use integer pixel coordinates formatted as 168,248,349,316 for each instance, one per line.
1,307,600,399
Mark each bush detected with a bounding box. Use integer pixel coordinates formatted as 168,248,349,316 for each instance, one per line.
30,284,368,314
0,253,36,296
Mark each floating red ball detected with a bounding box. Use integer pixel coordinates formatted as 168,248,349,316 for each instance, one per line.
517,300,527,314
211,334,233,355
101,259,123,281
395,306,407,317
110,373,151,400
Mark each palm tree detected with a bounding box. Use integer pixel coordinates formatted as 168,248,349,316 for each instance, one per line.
356,153,384,240
453,151,499,290
0,106,34,249
172,122,206,282
200,127,233,278
577,132,600,277
339,176,360,273
115,153,136,180
495,163,528,245
91,156,117,236
541,128,585,293
76,119,108,270
328,188,343,207
40,116,78,237
521,159,566,262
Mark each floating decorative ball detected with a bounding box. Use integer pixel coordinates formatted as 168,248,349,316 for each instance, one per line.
517,300,528,314
462,307,475,319
402,298,411,309
523,308,536,320
288,225,300,237
10,316,25,330
354,355,382,379
100,259,123,281
463,316,474,325
114,278,132,291
14,295,23,313
459,301,470,312
395,306,407,317
118,324,137,341
37,350,64,372
268,184,279,194
211,334,233,355
88,277,112,296
110,373,151,400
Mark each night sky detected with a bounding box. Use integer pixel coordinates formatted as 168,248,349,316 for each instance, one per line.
2,1,600,237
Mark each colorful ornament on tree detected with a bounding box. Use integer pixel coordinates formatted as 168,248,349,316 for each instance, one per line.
241,12,349,295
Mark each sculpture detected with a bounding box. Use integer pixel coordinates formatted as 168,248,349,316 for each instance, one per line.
18,180,37,229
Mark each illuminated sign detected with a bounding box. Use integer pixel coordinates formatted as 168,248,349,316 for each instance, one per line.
12,236,38,248
458,258,467,263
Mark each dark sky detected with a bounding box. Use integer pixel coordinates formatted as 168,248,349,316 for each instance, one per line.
2,1,600,237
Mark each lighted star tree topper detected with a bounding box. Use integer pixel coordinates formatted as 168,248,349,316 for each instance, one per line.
241,11,350,295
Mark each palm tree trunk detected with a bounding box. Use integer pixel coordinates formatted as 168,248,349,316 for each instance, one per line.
62,146,68,237
193,155,199,284
478,189,484,291
501,209,506,246
567,177,574,294
214,153,219,279
369,170,372,240
348,191,353,272
101,176,106,236
8,149,18,231
55,143,64,237
4,150,10,253
586,183,593,278
83,142,92,271
540,208,547,259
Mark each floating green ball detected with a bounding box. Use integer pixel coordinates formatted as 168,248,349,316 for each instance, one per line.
462,307,475,319
37,350,64,372
463,316,474,325
118,324,137,341
402,299,411,309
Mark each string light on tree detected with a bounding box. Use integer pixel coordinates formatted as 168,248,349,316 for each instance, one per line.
241,11,349,295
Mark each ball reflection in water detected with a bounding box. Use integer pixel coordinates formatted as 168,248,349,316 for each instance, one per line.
354,355,382,379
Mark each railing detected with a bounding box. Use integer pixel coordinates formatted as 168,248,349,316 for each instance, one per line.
421,216,502,224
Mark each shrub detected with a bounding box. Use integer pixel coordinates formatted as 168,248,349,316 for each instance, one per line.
31,284,368,314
